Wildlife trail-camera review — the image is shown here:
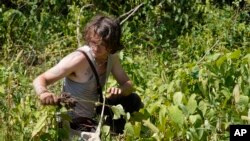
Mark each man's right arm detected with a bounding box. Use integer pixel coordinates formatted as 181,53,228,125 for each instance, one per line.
33,51,85,105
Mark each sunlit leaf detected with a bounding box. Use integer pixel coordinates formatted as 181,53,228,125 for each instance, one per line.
147,100,162,114
216,55,227,67
242,54,250,62
241,116,250,122
159,106,167,130
173,92,183,105
189,115,198,124
206,53,221,62
134,122,141,137
189,127,199,140
158,84,167,93
189,114,202,127
31,114,48,138
111,104,125,119
101,125,110,137
168,105,184,126
233,84,240,103
124,122,134,136
198,101,208,116
0,86,4,93
186,94,197,114
204,120,211,129
179,104,189,116
228,50,241,59
237,95,249,106
125,57,133,63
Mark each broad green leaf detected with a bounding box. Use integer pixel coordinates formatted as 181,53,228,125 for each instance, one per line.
173,92,183,105
207,109,215,119
221,88,232,108
221,88,231,99
125,57,133,63
198,128,204,140
237,95,249,106
0,86,4,93
131,111,149,121
124,122,134,136
186,94,197,114
167,81,175,93
111,104,125,119
31,114,48,138
165,128,175,140
206,53,221,62
134,122,141,137
159,106,167,130
189,114,202,127
216,55,227,67
179,104,189,116
147,100,162,114
198,101,208,116
243,54,250,62
102,125,110,137
168,105,184,126
201,79,208,95
189,115,198,125
158,84,167,93
189,127,199,141
228,50,241,59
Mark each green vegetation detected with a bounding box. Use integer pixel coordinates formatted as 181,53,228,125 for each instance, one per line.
0,0,249,140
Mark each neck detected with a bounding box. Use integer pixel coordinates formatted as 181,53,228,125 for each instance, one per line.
95,53,109,61
95,56,108,66
95,56,107,62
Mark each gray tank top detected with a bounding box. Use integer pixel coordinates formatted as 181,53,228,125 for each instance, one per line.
63,45,114,118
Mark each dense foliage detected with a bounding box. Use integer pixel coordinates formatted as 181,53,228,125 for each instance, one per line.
0,0,249,140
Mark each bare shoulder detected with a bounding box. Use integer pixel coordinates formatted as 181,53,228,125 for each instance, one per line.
62,51,86,63
59,51,87,68
46,51,87,76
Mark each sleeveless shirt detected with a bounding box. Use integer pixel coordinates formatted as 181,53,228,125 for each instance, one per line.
63,45,114,118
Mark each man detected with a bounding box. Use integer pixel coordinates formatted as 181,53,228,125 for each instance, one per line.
33,15,143,135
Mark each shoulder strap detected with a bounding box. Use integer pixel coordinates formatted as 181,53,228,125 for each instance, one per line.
76,49,103,102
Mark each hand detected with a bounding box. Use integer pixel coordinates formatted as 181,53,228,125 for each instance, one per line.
106,87,122,98
39,92,59,105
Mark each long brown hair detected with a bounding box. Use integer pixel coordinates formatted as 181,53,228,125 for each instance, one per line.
84,15,123,54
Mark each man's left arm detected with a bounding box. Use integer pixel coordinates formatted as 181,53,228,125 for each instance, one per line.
108,54,134,96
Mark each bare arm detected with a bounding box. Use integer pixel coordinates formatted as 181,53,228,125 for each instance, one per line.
33,51,85,104
108,54,134,96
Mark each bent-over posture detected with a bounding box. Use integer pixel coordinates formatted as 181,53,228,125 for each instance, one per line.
33,15,143,137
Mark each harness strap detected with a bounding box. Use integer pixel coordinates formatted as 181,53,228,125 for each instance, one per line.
76,49,103,102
